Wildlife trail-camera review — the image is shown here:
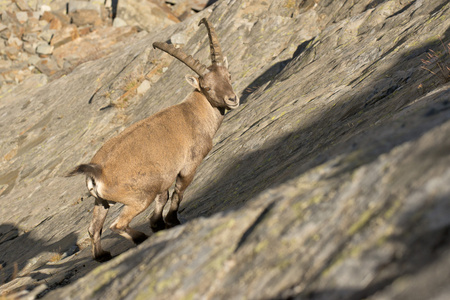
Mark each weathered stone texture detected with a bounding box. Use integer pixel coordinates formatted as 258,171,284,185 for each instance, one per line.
0,0,449,299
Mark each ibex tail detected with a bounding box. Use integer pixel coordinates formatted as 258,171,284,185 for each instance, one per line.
67,163,102,178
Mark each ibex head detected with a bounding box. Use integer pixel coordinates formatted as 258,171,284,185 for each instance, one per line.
153,18,239,110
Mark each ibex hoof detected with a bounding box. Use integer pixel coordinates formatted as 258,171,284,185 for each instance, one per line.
164,213,181,228
94,250,112,262
133,233,148,245
165,219,181,229
150,220,166,233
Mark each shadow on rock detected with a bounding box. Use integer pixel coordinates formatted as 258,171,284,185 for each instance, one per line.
173,23,450,298
0,223,78,285
181,26,450,219
239,38,314,105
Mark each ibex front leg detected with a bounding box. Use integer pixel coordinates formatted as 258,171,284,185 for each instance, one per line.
89,198,112,262
165,173,195,228
150,191,169,232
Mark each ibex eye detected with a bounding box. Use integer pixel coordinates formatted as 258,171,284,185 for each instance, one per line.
204,87,211,91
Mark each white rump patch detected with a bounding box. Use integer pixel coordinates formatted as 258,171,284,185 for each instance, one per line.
86,176,105,199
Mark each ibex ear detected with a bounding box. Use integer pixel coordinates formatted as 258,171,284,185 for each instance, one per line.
223,57,228,69
185,75,200,90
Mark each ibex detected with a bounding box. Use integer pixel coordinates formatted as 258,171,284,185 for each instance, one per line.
68,18,239,261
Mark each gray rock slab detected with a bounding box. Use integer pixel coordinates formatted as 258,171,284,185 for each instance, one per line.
35,43,54,55
0,0,449,299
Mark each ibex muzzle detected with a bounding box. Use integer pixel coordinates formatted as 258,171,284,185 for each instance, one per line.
68,18,239,261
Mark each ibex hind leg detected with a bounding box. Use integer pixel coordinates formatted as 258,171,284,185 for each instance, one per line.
165,172,195,228
110,193,156,244
150,190,169,232
89,197,112,262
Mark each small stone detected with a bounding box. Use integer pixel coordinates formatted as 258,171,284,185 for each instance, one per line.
27,17,42,32
36,43,54,55
4,46,19,60
7,35,23,48
22,32,38,42
39,5,52,14
77,26,91,36
49,17,62,30
68,0,102,14
51,25,79,48
137,80,151,95
16,51,29,63
28,54,40,66
32,11,41,20
53,11,71,26
41,11,55,22
38,30,54,43
15,11,28,24
171,2,191,19
62,60,73,70
170,32,187,45
113,17,128,28
39,19,50,28
33,57,59,76
23,42,37,54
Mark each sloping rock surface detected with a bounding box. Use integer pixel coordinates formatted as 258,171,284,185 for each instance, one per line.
1,0,449,299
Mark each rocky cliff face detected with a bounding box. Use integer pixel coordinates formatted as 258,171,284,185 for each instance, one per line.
1,0,449,299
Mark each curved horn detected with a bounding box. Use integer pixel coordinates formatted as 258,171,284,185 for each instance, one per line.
153,42,208,76
198,18,224,66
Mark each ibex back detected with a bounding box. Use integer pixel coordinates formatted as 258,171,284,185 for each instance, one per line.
68,18,239,261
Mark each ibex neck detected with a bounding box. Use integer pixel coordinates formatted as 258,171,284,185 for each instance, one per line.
189,90,225,138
